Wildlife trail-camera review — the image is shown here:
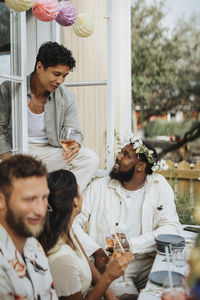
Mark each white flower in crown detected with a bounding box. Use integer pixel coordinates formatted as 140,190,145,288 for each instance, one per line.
129,135,140,144
159,159,169,170
148,150,154,157
152,159,169,172
133,140,143,149
151,164,159,172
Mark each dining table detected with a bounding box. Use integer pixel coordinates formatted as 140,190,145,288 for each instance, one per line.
138,225,199,300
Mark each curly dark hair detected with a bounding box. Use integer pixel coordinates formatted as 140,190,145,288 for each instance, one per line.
0,154,47,201
34,41,76,71
39,169,78,253
137,141,158,175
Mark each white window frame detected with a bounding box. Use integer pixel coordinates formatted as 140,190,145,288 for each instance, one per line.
0,10,27,155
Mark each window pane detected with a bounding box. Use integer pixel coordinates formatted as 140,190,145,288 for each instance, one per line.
0,4,22,77
11,11,22,76
0,2,10,76
0,79,22,156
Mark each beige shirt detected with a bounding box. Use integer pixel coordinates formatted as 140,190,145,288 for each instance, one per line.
48,232,92,297
0,224,58,300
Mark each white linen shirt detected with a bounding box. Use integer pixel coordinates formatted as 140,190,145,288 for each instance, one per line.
48,232,92,297
0,224,58,300
74,173,182,256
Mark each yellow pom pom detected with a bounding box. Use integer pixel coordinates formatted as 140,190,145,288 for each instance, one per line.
73,13,95,38
5,0,34,12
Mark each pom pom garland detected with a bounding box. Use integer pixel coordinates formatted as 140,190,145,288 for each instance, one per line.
5,0,34,12
5,0,96,38
55,0,77,26
73,13,95,38
32,0,59,22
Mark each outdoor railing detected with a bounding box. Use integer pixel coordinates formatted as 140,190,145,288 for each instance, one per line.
157,160,200,206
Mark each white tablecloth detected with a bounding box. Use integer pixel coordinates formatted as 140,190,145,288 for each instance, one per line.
138,226,199,300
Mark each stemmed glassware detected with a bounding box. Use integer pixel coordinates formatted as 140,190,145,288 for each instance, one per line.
161,277,189,300
60,127,76,151
113,233,133,286
105,232,133,287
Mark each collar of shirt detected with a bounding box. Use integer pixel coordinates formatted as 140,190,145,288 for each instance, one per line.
0,224,48,271
107,173,160,197
27,74,52,103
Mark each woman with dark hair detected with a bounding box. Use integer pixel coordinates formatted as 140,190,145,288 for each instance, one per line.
39,169,131,300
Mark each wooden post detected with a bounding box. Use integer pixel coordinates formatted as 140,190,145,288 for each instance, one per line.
176,161,191,196
193,162,200,206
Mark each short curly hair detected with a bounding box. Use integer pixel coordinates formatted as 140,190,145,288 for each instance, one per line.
34,41,76,71
0,154,47,201
137,141,158,175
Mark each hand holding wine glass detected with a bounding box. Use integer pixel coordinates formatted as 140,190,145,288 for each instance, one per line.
60,127,80,163
104,251,132,282
60,127,76,152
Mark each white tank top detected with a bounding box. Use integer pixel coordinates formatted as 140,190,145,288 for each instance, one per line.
28,107,48,144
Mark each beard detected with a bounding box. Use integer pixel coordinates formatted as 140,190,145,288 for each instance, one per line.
6,203,46,238
109,166,135,183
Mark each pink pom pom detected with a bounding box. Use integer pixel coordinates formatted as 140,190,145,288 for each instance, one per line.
32,0,59,22
55,0,77,26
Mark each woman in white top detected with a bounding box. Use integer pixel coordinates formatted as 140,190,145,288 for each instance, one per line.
39,170,131,300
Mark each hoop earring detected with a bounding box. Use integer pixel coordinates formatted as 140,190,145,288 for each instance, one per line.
47,203,53,212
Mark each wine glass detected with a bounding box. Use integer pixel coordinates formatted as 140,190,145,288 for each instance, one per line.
113,233,133,286
161,276,189,300
60,127,76,151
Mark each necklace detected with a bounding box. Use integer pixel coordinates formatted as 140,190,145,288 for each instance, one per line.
31,97,45,107
29,97,45,114
122,179,145,191
137,180,145,190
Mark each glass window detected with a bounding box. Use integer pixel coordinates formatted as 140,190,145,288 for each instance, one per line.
0,2,10,78
0,6,27,159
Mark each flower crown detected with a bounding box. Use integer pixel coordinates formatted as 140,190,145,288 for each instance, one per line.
125,135,168,172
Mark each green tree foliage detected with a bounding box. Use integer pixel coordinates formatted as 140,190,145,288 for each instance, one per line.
174,16,200,113
131,0,200,123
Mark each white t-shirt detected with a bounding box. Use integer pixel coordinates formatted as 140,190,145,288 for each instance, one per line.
117,185,145,239
48,233,92,297
28,107,48,144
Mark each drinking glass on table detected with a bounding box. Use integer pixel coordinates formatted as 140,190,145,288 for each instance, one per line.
161,276,189,300
60,127,76,152
161,288,187,300
170,243,186,268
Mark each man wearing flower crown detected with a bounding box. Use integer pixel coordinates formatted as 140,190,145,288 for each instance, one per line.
74,136,181,300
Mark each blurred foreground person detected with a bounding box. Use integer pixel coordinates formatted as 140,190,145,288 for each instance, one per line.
0,155,58,299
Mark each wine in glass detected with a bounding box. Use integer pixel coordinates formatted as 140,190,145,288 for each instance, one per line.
60,127,76,151
105,234,115,256
113,233,133,286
